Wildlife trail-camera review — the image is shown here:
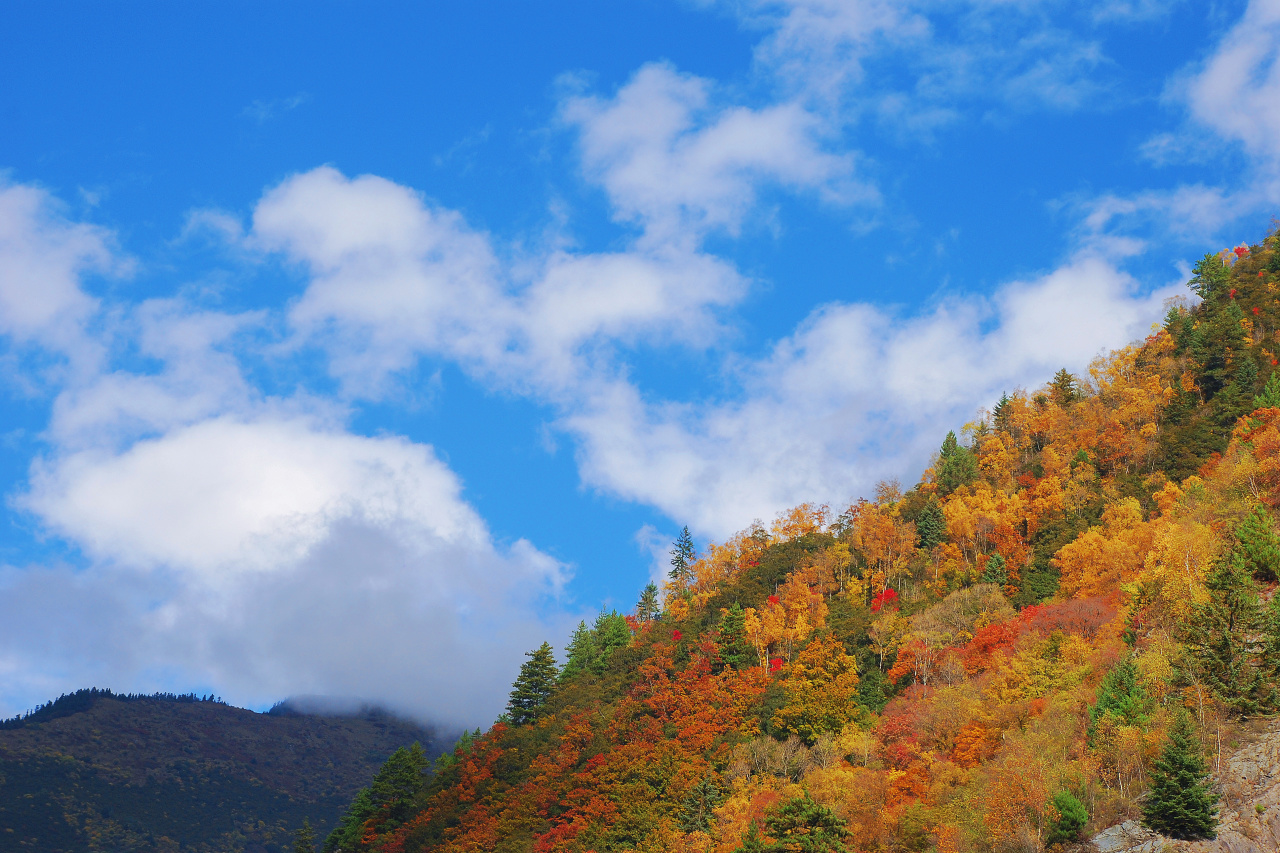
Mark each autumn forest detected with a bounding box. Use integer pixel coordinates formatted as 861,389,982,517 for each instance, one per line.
319,228,1280,853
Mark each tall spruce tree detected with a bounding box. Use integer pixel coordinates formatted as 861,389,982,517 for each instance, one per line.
1049,369,1080,405
1186,555,1270,714
1233,504,1280,581
1046,791,1088,846
561,621,594,679
980,553,1007,585
507,642,559,725
716,603,752,671
936,431,978,494
669,526,696,587
1087,657,1150,745
762,794,849,852
589,610,633,675
1188,252,1229,299
293,819,317,853
1255,370,1280,409
636,582,661,622
679,773,725,833
1142,711,1218,840
915,498,946,550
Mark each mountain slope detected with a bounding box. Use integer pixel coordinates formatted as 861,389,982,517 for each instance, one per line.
315,227,1280,853
0,690,447,853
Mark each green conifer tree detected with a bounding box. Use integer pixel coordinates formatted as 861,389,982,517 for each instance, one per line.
762,793,849,852
734,822,767,853
1049,369,1080,405
506,642,559,726
1087,657,1151,745
1255,370,1280,409
293,818,317,853
915,498,946,550
1233,504,1280,581
716,603,752,671
1142,711,1218,840
669,526,696,587
980,553,1007,585
992,392,1012,429
680,772,725,833
324,744,427,851
1046,790,1088,846
560,621,595,679
1186,556,1269,714
587,609,632,675
636,582,661,622
1188,252,1229,299
936,431,978,494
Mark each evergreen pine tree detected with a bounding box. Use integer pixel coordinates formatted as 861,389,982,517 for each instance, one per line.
936,431,978,494
669,526,696,587
763,793,849,852
1255,370,1280,409
636,582,661,622
1087,657,1150,745
980,553,1007,585
589,609,633,675
293,819,317,853
1233,504,1280,581
734,821,767,853
1142,711,1218,840
679,772,725,833
1049,369,1080,405
506,642,559,725
1186,555,1269,714
560,621,595,679
915,498,946,550
1188,252,1229,299
1046,790,1088,846
324,744,427,851
992,393,1012,431
716,603,752,671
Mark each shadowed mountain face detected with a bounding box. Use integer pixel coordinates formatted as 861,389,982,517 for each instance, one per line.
0,690,448,853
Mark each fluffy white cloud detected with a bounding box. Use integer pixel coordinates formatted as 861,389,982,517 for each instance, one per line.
562,251,1176,536
0,181,116,360
0,180,570,726
255,167,511,391
561,63,862,240
10,400,569,725
254,166,748,397
1182,0,1280,179
24,415,508,578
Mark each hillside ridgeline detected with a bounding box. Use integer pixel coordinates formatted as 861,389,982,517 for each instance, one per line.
0,688,447,853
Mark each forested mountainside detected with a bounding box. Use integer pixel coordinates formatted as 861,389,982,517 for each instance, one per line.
326,228,1280,853
0,689,445,853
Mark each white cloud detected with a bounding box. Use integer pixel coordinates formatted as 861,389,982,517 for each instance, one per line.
561,62,864,240
0,178,570,726
0,181,117,361
561,250,1175,536
722,0,1119,122
1181,0,1280,179
253,166,748,397
11,403,569,726
24,416,501,577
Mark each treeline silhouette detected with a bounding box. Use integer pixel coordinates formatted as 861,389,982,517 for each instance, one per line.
0,686,225,729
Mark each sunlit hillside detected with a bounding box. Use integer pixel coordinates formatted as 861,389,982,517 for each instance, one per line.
320,229,1280,853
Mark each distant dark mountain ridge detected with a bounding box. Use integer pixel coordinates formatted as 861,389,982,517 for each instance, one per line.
0,686,228,730
0,688,450,853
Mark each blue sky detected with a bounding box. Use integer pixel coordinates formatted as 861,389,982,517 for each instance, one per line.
1,0,1278,726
